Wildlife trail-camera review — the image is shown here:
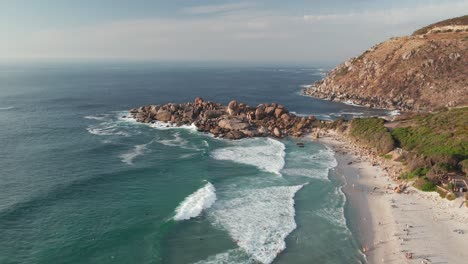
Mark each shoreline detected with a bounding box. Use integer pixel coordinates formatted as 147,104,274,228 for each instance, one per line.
318,133,468,264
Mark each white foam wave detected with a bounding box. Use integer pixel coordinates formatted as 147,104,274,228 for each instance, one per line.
86,112,134,137
315,207,348,231
315,187,349,233
174,182,217,221
283,146,337,180
0,106,14,111
119,143,150,165
209,185,304,264
86,124,129,136
158,132,202,151
84,115,107,120
289,111,310,117
192,249,254,264
150,120,198,132
211,138,285,175
336,111,365,116
117,112,198,132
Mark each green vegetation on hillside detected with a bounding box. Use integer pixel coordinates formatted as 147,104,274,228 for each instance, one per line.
347,107,468,187
392,107,468,162
349,117,394,154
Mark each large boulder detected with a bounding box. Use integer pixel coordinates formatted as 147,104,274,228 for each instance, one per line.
224,130,245,140
156,110,172,122
255,104,266,120
218,118,250,131
194,97,204,105
204,110,223,119
169,104,179,113
257,126,268,135
227,100,239,116
273,127,282,138
265,106,276,116
274,108,284,118
281,113,291,121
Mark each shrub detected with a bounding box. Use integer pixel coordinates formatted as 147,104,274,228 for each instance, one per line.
436,188,447,198
414,178,437,192
381,154,393,159
350,117,395,154
446,192,456,201
421,181,437,192
401,167,429,180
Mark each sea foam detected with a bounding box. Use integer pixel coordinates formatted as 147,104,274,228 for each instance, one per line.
86,124,129,136
0,106,15,111
174,182,217,221
315,187,350,234
157,132,203,151
119,143,150,165
83,115,107,121
150,121,198,132
211,138,285,175
282,146,337,180
209,185,304,264
193,249,254,264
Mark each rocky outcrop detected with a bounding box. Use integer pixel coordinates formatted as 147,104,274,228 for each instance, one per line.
303,16,468,111
129,97,317,140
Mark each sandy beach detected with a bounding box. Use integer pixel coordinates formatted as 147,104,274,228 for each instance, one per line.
318,133,468,264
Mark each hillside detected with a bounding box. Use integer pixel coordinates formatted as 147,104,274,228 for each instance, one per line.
303,16,468,111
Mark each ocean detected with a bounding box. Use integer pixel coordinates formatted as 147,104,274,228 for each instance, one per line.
0,63,391,264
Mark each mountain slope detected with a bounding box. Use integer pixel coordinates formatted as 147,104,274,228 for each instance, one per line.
303,16,468,111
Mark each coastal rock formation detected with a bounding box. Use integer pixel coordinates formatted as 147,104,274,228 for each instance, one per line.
303,15,468,111
129,98,317,139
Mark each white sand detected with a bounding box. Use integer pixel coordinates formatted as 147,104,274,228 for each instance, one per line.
318,134,468,264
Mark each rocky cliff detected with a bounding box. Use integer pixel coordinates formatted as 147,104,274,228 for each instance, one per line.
303,15,468,111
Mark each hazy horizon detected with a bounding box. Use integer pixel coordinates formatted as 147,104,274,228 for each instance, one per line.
2,0,468,64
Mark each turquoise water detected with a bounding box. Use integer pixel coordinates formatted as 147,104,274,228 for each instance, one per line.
0,64,386,263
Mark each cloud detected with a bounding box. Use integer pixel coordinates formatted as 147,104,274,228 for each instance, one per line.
2,1,467,63
181,2,255,15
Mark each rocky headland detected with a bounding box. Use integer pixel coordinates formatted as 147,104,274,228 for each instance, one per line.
302,15,468,111
129,97,317,140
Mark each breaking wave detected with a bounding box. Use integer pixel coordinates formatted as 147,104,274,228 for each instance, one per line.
174,182,217,221
150,121,198,132
208,185,304,264
211,138,285,175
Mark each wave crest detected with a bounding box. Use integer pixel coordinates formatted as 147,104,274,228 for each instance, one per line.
174,182,217,221
211,138,285,175
209,185,304,264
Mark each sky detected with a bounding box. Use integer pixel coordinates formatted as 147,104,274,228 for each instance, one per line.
1,0,467,64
